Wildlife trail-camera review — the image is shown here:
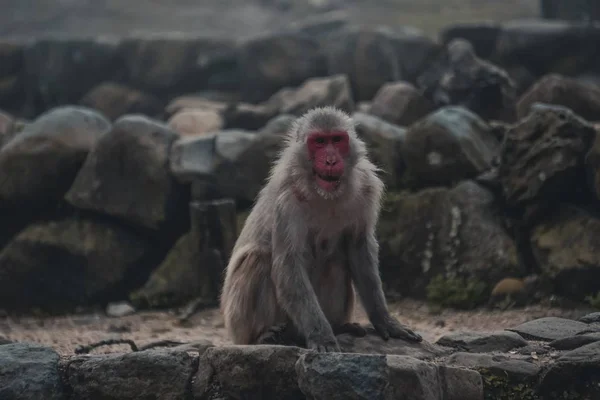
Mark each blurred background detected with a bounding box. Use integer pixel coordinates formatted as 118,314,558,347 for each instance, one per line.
2,0,600,369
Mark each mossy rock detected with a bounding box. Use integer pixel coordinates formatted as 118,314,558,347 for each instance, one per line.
130,232,222,309
0,218,152,313
378,180,524,300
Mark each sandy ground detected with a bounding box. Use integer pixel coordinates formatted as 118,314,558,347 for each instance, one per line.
0,299,592,355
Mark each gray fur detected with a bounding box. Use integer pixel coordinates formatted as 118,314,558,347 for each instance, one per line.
220,106,422,351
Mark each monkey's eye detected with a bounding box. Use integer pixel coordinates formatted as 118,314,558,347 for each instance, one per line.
332,136,342,143
315,137,326,144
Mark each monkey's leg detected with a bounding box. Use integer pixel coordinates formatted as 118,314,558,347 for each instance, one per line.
333,322,367,337
221,249,285,345
256,322,306,347
346,232,422,342
314,261,366,337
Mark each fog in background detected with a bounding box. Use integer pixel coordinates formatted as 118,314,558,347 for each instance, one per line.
2,0,541,39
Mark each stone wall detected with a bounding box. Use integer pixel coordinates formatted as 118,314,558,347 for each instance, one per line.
3,311,600,399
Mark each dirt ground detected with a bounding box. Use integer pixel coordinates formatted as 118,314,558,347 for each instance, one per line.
0,299,592,355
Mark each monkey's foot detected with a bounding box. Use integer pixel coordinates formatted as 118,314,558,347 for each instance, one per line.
256,323,304,347
334,322,367,337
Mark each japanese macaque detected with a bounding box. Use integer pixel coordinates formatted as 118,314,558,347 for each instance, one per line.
220,106,422,352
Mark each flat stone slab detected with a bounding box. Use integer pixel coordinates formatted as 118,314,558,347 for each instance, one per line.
506,317,596,341
436,330,528,353
579,312,600,324
0,343,63,400
549,332,600,351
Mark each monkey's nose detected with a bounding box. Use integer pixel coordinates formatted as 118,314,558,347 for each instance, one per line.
325,156,337,166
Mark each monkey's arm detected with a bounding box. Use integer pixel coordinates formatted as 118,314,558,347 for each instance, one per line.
347,230,422,342
271,207,340,352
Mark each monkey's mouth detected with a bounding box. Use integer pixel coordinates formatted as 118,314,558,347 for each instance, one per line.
314,171,342,191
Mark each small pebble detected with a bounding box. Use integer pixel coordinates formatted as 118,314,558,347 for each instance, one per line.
106,302,136,318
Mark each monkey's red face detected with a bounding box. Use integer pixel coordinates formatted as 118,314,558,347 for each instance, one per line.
307,131,350,192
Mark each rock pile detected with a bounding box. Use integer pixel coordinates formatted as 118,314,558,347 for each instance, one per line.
1,18,600,317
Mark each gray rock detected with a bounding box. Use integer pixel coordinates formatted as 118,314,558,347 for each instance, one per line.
194,345,307,399
64,349,196,400
495,20,600,84
498,103,595,208
516,74,600,121
507,317,595,341
530,206,600,301
120,35,234,97
79,82,164,121
170,130,283,203
266,74,354,116
369,81,434,127
65,115,189,232
549,332,600,351
296,353,483,400
401,106,499,188
378,180,524,302
259,114,296,136
0,106,111,207
337,329,450,359
0,218,152,312
436,330,528,353
0,343,64,400
222,102,277,131
539,341,600,398
238,33,325,103
353,112,407,189
417,38,516,122
580,312,600,324
323,26,438,101
446,352,540,380
23,38,123,111
106,301,136,317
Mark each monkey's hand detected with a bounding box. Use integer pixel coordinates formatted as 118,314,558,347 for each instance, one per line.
372,314,422,343
306,330,341,352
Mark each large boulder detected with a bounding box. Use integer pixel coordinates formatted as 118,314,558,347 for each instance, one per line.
417,38,517,122
585,124,600,200
0,343,64,400
167,108,224,137
169,130,283,204
265,74,354,116
120,35,235,97
401,106,499,188
539,341,600,399
322,27,399,101
65,115,189,233
498,103,596,208
0,218,152,312
0,106,111,208
530,206,600,301
22,38,124,113
368,81,434,127
79,82,164,121
379,181,524,306
494,20,600,80
130,199,236,309
237,33,326,103
516,74,600,121
0,110,15,147
353,112,407,190
440,22,501,59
